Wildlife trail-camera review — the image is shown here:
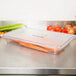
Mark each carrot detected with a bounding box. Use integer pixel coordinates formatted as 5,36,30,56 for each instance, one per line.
14,40,59,53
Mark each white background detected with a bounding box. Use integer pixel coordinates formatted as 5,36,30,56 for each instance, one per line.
0,0,76,21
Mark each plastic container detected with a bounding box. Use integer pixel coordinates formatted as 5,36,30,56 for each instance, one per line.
2,27,76,54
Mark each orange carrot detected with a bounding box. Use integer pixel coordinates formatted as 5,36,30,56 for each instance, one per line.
14,40,59,53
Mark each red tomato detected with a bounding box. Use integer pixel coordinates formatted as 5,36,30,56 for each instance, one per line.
54,25,61,31
47,25,53,31
51,28,56,32
65,25,72,30
55,25,61,28
68,28,75,34
62,30,68,33
4,31,7,33
59,29,63,32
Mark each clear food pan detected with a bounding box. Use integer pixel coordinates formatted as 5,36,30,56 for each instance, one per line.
2,27,76,54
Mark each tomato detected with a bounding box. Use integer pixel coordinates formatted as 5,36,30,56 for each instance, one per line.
59,29,63,32
62,30,68,33
65,25,72,31
55,25,61,28
47,25,53,31
4,31,7,33
68,28,75,34
51,28,56,32
73,26,76,33
54,25,61,31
